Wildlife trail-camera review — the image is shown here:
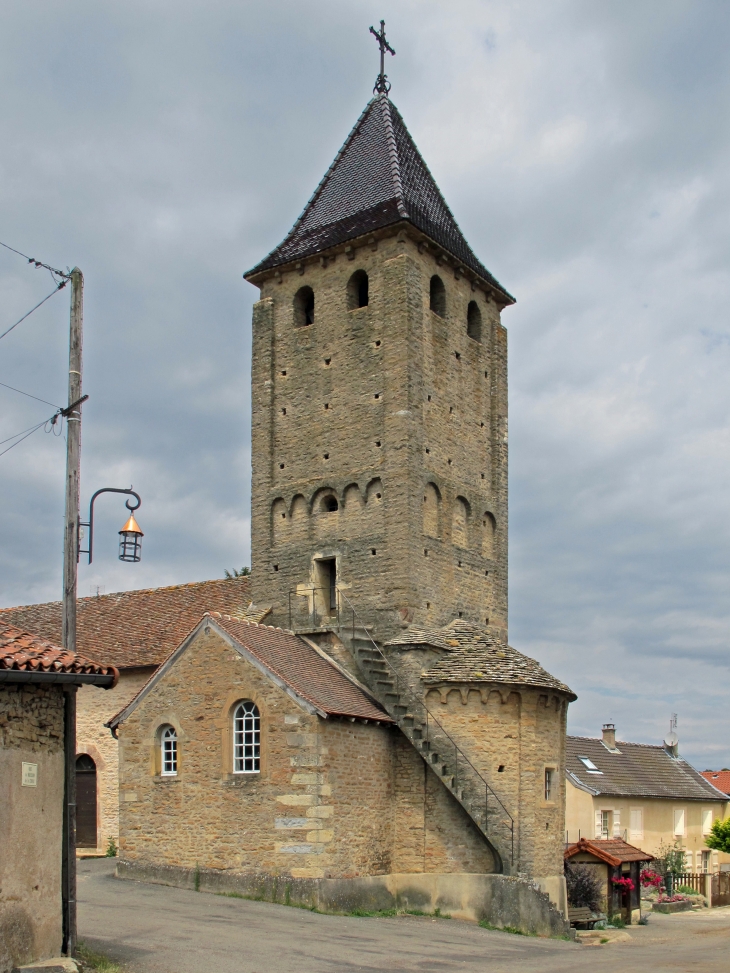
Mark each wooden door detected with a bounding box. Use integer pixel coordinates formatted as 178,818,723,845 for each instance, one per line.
75,754,97,848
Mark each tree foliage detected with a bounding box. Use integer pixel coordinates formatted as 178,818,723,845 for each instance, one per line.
706,817,730,854
565,862,604,911
653,839,688,878
224,566,251,578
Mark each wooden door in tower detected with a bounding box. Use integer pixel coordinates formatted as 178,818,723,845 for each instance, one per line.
75,753,97,848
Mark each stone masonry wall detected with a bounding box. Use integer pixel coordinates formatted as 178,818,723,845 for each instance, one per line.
419,682,568,880
249,228,508,643
76,667,155,852
117,628,395,879
0,684,65,971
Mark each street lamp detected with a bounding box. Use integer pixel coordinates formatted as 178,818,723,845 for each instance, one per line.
78,487,143,564
118,511,143,562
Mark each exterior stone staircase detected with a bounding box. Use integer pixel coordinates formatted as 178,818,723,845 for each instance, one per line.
338,604,516,875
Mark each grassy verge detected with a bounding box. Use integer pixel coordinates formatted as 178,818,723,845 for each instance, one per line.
76,941,125,973
479,920,532,936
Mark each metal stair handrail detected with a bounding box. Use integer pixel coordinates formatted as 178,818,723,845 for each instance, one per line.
337,590,514,865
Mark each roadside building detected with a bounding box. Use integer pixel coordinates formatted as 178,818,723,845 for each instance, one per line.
0,575,256,854
565,723,729,873
701,770,730,798
0,621,116,973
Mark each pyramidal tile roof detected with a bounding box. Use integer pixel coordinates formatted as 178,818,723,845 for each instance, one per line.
246,94,513,300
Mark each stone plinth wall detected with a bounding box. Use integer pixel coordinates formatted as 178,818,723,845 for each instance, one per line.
0,684,65,972
116,860,569,938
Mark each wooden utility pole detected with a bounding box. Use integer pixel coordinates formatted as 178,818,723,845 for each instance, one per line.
62,267,83,654
61,266,83,957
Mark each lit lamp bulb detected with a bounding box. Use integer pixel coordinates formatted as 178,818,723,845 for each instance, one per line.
118,513,143,562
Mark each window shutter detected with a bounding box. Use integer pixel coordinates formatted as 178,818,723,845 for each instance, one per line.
613,809,621,837
673,808,685,837
630,807,643,839
702,808,713,836
712,851,719,871
595,809,603,839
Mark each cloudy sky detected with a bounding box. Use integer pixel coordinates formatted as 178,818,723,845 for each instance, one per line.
1,1,729,768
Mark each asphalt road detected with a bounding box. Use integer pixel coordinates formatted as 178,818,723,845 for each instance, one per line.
78,859,730,973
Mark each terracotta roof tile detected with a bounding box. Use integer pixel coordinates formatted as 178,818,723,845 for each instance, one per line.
246,95,513,301
109,613,393,729
701,770,730,796
565,837,654,866
0,620,117,682
211,614,392,722
567,735,729,801
388,620,575,698
0,577,254,670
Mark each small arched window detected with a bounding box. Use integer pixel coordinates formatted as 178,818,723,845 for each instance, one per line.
161,726,177,776
294,286,315,327
467,301,482,343
430,276,446,317
321,495,338,513
347,270,369,309
233,701,260,773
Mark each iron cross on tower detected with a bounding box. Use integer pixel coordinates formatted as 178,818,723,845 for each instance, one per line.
370,20,395,94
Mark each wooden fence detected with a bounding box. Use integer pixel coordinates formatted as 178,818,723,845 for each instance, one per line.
675,871,730,906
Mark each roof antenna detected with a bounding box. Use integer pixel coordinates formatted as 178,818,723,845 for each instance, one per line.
369,20,396,95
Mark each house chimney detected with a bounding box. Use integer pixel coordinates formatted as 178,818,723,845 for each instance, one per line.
602,723,616,750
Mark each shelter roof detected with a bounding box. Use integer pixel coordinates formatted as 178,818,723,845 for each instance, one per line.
387,620,575,698
701,770,730,796
0,576,259,670
246,94,513,301
108,613,392,729
566,735,729,801
0,620,117,685
564,837,654,867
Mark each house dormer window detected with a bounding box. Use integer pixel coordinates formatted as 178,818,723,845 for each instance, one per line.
579,756,603,774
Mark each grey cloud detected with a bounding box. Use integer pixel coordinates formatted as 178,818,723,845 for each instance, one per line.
1,0,728,767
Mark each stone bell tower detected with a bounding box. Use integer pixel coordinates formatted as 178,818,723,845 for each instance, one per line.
244,92,514,643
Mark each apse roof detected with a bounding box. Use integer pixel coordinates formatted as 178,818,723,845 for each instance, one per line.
246,94,513,301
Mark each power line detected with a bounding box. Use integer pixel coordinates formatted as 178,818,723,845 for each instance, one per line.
0,417,50,457
0,240,71,279
0,280,68,342
0,380,61,409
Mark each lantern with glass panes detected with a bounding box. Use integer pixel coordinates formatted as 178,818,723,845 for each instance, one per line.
78,488,143,563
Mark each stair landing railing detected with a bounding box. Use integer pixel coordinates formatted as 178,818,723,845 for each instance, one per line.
337,590,514,868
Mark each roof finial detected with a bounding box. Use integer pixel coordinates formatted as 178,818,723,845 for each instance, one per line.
369,20,395,95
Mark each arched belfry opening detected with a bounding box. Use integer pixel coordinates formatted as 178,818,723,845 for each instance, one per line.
430,275,446,317
294,286,315,326
347,270,369,309
467,301,482,342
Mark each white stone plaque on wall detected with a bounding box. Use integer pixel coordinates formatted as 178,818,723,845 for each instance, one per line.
22,761,38,786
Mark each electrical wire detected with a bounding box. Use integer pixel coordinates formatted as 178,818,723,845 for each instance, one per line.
0,240,70,279
0,380,61,409
0,280,68,342
0,417,50,457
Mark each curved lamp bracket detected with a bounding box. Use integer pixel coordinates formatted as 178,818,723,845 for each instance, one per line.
78,487,142,564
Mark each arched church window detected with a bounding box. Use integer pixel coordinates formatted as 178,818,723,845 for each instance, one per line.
233,701,260,773
430,276,446,317
294,286,315,327
347,270,369,309
467,301,482,343
160,725,177,776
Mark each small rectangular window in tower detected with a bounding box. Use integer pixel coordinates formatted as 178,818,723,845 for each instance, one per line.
544,768,553,801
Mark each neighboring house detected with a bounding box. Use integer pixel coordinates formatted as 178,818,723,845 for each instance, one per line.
701,770,730,797
565,723,729,874
0,621,116,973
0,576,256,853
564,837,653,922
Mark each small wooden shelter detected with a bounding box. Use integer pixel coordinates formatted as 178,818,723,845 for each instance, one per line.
565,837,654,922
